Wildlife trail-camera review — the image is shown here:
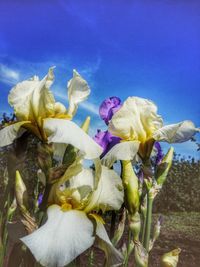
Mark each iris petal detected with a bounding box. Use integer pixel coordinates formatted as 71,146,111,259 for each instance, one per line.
21,206,95,267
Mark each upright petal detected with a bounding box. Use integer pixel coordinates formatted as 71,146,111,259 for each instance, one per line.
99,96,122,125
67,70,90,117
8,68,56,122
0,121,29,147
96,221,123,267
101,141,140,168
21,206,95,267
43,118,103,159
8,76,40,121
31,67,56,121
109,97,163,142
85,166,124,212
153,120,199,143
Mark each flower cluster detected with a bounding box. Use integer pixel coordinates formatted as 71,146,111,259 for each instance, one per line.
0,67,199,267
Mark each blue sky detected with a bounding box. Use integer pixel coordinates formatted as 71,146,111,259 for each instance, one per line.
0,0,199,158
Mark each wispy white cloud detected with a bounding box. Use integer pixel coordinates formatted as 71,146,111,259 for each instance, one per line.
0,64,20,85
78,56,101,79
79,102,99,116
54,91,99,116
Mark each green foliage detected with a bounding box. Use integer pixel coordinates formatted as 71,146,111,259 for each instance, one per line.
154,153,200,212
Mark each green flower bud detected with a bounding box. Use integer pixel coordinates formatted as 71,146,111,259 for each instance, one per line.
15,170,28,212
149,215,163,251
122,160,139,215
156,147,174,186
161,248,181,267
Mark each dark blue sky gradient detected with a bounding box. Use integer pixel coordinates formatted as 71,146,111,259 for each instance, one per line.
0,0,199,157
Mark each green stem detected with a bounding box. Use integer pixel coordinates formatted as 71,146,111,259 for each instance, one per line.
143,193,153,251
141,211,147,246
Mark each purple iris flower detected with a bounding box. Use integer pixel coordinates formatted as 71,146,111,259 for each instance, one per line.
154,142,164,165
94,130,121,157
99,96,122,125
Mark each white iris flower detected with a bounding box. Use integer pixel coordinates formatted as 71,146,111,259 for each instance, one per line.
0,68,102,159
102,97,199,166
21,163,124,267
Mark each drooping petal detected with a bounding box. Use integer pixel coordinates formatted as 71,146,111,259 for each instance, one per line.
153,120,199,143
94,130,121,157
0,121,30,147
67,70,90,117
101,141,140,168
96,220,123,267
21,205,95,267
85,166,124,213
8,68,56,122
99,96,122,125
109,97,163,142
43,118,103,159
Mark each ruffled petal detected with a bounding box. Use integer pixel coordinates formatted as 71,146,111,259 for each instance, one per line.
67,70,90,117
96,221,123,267
153,120,199,143
0,121,29,147
101,141,140,168
85,166,124,213
43,118,103,159
8,68,55,122
21,206,95,267
99,96,122,125
31,67,56,122
109,97,163,142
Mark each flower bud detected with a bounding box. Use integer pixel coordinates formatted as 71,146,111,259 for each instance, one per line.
15,170,28,212
122,160,139,215
149,215,163,251
161,248,181,267
81,116,90,133
134,242,148,267
156,147,174,185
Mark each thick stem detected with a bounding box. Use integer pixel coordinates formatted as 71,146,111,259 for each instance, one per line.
141,211,147,246
143,194,153,251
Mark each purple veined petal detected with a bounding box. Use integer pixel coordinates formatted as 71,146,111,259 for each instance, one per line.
99,97,122,125
154,141,164,165
94,130,121,157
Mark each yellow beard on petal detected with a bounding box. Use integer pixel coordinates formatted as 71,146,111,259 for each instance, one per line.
61,203,72,212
